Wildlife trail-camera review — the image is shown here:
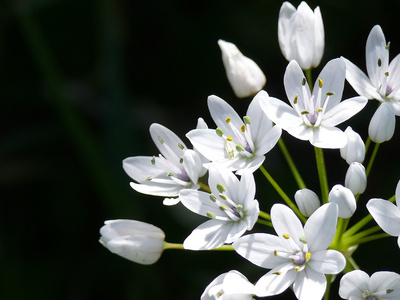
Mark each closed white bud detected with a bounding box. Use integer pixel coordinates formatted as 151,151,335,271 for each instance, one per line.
345,162,367,195
294,188,320,217
340,127,366,164
278,1,324,70
368,102,395,143
328,185,356,218
218,39,266,98
99,220,165,265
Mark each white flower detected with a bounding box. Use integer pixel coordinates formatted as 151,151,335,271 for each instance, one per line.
123,123,206,205
328,184,357,218
99,220,165,265
179,163,259,250
218,39,266,98
367,179,400,249
339,270,400,299
201,270,255,300
187,94,281,174
343,25,400,143
278,1,324,70
260,59,368,148
345,162,367,195
294,188,320,217
340,126,366,164
233,203,346,300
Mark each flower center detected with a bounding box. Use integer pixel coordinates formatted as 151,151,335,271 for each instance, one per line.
291,251,306,265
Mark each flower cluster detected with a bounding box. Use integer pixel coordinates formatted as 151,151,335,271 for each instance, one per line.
99,1,400,299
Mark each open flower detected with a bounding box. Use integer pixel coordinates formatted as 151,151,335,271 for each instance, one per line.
367,179,400,249
123,123,206,205
343,25,400,143
339,270,400,299
99,220,165,265
187,94,281,174
278,1,324,70
201,270,255,300
233,203,345,300
260,58,367,148
179,163,259,250
218,39,266,98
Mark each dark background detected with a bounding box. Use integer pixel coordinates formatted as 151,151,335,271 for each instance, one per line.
1,0,400,299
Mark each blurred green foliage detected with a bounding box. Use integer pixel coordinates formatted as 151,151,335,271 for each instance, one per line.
1,0,400,299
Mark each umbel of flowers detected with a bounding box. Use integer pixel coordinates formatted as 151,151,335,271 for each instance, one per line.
99,1,400,299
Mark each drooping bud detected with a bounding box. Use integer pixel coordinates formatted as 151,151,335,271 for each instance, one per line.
294,188,320,217
328,185,356,218
345,162,367,195
340,126,366,164
368,103,395,143
218,39,266,98
99,220,165,265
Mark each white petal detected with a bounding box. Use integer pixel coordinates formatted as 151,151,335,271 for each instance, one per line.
286,124,314,141
181,149,203,184
207,95,243,135
271,204,304,250
339,270,370,299
340,126,366,164
233,233,290,269
307,250,346,274
223,270,255,295
129,181,182,197
163,197,181,206
208,163,238,200
366,25,388,88
342,56,381,99
345,162,367,195
368,102,396,143
322,96,367,127
237,170,256,207
278,2,297,62
284,60,311,109
328,184,357,218
369,271,400,294
234,155,266,175
309,126,347,149
312,6,324,68
255,264,297,297
254,125,282,156
388,53,400,98
396,179,400,207
292,268,326,300
123,156,171,182
183,219,230,250
186,129,228,161
304,203,338,252
294,188,321,217
367,198,400,236
150,123,186,166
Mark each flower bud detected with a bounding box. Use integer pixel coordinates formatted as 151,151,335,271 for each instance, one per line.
368,102,395,143
218,39,266,98
328,185,356,218
345,162,367,195
278,1,324,70
294,188,320,217
340,127,366,164
99,220,165,265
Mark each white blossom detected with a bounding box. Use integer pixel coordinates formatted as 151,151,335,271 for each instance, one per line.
294,188,320,217
340,126,366,164
345,162,367,195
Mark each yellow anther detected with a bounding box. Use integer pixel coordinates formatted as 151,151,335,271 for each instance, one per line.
274,250,278,256
273,271,281,275
301,111,309,115
283,234,290,239
318,78,323,88
378,58,382,67
241,125,246,133
226,136,233,142
294,266,301,272
294,95,298,104
317,107,323,113
305,252,311,261
226,117,232,124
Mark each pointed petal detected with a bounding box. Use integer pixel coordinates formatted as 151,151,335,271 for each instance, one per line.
260,96,303,130
339,270,370,299
342,56,382,99
255,264,297,297
388,53,400,98
284,60,311,109
186,129,227,161
207,95,243,135
367,198,400,236
237,170,256,206
123,156,171,182
223,271,255,295
181,149,203,184
307,249,346,274
305,203,338,252
292,267,326,300
309,126,347,149
150,123,186,166
312,6,324,68
322,96,367,127
183,219,230,250
271,204,304,250
129,181,182,197
233,233,290,269
254,125,282,156
278,2,296,61
366,25,388,88
208,163,238,200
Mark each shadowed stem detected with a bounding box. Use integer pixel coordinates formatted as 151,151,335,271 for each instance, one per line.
278,138,306,189
314,147,329,203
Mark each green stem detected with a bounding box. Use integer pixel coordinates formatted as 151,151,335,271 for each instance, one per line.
305,69,313,90
344,233,390,248
331,218,346,249
364,136,371,154
259,210,271,221
278,138,306,189
314,147,329,203
259,166,307,223
343,226,382,248
257,219,273,227
324,275,331,300
343,214,373,238
366,142,380,177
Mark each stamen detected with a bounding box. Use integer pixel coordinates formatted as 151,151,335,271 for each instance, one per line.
217,183,225,193
294,266,301,272
274,250,278,256
216,127,224,137
305,252,311,261
243,116,251,124
241,125,246,133
294,95,298,104
177,143,184,149
301,111,309,115
210,194,217,202
387,289,394,294
273,271,281,275
206,211,216,219
317,108,323,113
326,92,335,96
219,194,227,200
167,173,173,176
225,117,232,124
236,144,245,152
226,136,233,142
151,157,156,165
378,58,382,67
283,234,290,239
179,157,183,163
144,176,152,181
225,140,234,159
158,136,164,144
385,72,389,76
219,205,228,211
236,205,243,212
302,78,306,86
299,236,307,244
318,78,323,88
386,42,391,50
